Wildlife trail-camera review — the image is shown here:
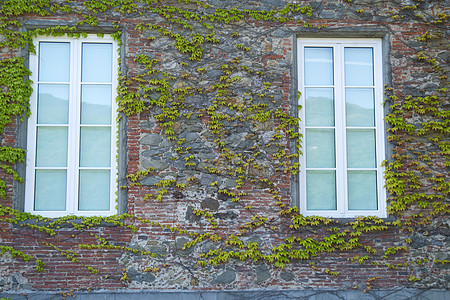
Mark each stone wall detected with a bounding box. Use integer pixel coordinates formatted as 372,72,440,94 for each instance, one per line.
0,0,448,296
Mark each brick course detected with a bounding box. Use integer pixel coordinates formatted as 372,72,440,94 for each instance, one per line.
0,0,448,295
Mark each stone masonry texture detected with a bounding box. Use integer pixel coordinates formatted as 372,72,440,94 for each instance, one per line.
0,0,448,298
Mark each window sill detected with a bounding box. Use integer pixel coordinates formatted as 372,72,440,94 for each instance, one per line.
12,214,127,230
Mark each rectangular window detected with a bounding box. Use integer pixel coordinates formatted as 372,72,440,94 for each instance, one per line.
297,38,386,218
25,35,118,217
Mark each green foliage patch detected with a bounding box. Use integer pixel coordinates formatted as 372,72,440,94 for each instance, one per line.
0,0,448,292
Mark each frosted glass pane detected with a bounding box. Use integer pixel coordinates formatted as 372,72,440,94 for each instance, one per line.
307,170,336,210
80,127,111,167
348,171,377,210
37,84,69,124
81,85,112,124
346,88,375,127
306,129,335,168
35,170,66,211
39,42,70,82
305,47,333,86
36,127,68,167
82,43,112,83
305,88,334,126
79,170,110,211
347,129,376,168
345,48,373,86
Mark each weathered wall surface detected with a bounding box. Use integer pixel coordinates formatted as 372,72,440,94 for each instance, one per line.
0,0,448,296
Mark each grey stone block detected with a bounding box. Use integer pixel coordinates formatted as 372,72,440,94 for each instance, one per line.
147,243,167,256
255,264,271,284
212,269,236,284
141,176,161,186
141,158,169,171
200,173,222,187
280,271,294,281
180,132,200,143
141,148,166,157
127,267,156,283
186,205,201,223
175,237,194,255
201,198,220,210
141,134,162,146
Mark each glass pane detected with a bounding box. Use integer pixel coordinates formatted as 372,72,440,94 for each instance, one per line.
80,127,111,167
82,43,113,83
305,47,333,86
36,127,68,167
345,48,373,86
37,84,69,124
305,88,334,126
347,129,376,168
81,85,112,124
306,129,335,168
79,170,110,211
307,170,336,210
35,170,66,211
348,170,377,210
39,42,70,82
346,88,375,127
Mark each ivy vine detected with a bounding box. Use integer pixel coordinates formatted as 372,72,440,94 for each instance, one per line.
0,0,448,293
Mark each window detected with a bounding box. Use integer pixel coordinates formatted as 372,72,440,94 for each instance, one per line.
297,38,386,218
25,35,118,217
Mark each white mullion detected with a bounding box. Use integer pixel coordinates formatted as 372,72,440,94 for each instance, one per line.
345,86,375,89
297,40,306,212
306,126,335,129
78,124,112,127
79,164,112,169
34,124,69,127
374,41,386,217
346,127,377,130
66,40,77,215
109,38,119,214
73,40,83,215
334,44,347,216
65,40,74,215
304,85,334,88
38,81,70,85
25,39,39,213
81,82,113,85
35,167,69,170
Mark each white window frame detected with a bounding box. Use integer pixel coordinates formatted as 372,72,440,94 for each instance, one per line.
297,38,386,218
25,34,118,217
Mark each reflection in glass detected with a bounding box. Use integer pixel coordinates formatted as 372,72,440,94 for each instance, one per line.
347,129,376,168
82,43,113,83
307,170,336,210
346,88,375,127
81,85,112,124
37,84,69,124
305,47,333,86
348,170,377,210
79,127,111,167
35,170,66,211
79,170,110,211
344,48,373,86
305,88,334,127
39,42,70,82
306,129,335,168
36,127,68,167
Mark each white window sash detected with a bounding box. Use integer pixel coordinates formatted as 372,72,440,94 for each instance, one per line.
297,38,386,218
25,35,118,217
